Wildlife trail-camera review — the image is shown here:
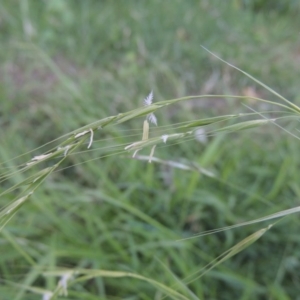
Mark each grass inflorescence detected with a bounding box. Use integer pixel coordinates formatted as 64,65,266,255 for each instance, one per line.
1,1,300,299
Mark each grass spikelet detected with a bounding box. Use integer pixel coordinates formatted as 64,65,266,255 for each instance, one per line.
185,225,273,284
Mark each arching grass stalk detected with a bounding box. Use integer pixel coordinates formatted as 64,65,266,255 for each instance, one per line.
0,136,88,231
13,268,192,300
0,92,295,230
2,48,300,298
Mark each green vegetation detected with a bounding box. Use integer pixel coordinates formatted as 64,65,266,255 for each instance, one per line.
1,1,300,299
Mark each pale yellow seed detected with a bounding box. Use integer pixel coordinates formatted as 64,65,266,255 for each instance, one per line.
142,120,149,141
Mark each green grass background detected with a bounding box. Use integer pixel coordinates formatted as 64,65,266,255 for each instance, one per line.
1,0,300,299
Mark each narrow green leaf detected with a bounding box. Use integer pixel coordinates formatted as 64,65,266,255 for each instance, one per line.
215,119,272,133
181,115,237,128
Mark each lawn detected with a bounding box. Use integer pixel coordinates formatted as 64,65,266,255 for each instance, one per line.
1,1,300,299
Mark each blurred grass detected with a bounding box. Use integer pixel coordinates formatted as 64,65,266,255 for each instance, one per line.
1,0,300,299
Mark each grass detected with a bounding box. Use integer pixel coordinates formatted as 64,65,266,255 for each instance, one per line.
1,1,300,299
